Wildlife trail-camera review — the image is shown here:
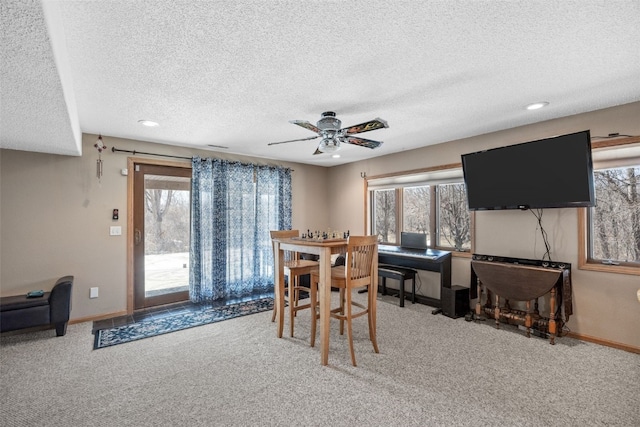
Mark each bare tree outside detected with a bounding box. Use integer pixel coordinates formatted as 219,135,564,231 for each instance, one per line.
591,167,640,262
438,183,471,251
403,186,430,242
144,188,191,254
145,189,172,253
374,189,396,243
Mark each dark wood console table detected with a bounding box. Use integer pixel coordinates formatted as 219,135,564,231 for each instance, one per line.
470,255,572,344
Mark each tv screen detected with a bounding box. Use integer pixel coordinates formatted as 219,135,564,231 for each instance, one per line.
461,130,595,210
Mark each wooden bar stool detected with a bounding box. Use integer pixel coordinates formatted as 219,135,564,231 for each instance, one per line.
310,235,379,366
270,230,319,338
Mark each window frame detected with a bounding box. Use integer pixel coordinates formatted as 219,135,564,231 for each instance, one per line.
578,135,640,276
365,163,474,258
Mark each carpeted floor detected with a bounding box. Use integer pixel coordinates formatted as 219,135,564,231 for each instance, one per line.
1,293,638,426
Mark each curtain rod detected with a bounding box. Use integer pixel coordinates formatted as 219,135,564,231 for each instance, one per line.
110,147,294,170
111,147,192,160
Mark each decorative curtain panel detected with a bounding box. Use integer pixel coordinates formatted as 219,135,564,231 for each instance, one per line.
190,157,291,302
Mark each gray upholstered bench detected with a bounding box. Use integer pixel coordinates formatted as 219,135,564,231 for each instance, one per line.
0,276,73,336
378,265,417,307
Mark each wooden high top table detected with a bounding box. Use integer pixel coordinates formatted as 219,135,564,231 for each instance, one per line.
272,237,367,366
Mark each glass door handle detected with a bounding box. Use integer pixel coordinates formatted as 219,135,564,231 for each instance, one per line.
135,229,142,245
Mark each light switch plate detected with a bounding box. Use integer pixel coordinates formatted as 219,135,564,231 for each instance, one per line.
110,226,122,236
90,287,99,298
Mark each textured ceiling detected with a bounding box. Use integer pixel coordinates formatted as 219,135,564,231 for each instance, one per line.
1,0,639,166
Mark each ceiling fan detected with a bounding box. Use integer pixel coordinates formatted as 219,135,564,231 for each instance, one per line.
268,111,389,155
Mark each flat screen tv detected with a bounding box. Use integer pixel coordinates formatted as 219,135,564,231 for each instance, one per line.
461,130,595,210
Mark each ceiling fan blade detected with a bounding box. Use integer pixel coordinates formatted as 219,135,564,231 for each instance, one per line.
346,136,384,149
342,118,388,135
290,120,320,134
268,135,319,146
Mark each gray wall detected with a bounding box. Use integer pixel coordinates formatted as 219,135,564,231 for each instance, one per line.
327,102,640,349
0,135,329,320
1,102,639,349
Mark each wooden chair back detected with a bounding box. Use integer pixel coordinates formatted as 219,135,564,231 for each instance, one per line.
270,229,300,262
344,235,378,288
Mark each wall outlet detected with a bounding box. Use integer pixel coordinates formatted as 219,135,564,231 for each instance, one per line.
90,287,99,298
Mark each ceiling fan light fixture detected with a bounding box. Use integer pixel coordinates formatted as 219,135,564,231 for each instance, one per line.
317,111,341,131
318,138,341,153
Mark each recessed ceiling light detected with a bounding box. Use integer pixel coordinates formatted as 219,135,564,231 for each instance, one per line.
138,120,159,127
331,154,341,158
525,102,549,110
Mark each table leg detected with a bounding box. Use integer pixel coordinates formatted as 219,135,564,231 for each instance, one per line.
549,287,557,345
475,281,483,319
319,246,331,366
525,300,532,338
273,242,285,338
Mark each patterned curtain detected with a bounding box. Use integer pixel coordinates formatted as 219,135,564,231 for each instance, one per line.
190,157,291,302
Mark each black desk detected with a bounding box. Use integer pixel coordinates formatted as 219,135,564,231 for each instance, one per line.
378,245,452,309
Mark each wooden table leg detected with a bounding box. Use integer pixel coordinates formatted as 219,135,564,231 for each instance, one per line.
494,294,500,329
274,241,285,338
319,246,331,366
549,287,557,345
525,300,532,338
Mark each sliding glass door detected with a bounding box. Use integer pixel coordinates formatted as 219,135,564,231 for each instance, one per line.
133,163,191,309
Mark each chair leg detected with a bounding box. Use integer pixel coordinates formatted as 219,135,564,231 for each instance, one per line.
310,274,317,347
289,276,296,337
368,284,379,354
339,288,346,335
292,275,299,317
345,288,357,367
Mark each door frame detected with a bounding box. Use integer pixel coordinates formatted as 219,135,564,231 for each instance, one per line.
126,157,192,314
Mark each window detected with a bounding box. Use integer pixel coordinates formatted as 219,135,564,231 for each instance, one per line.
437,183,471,251
591,167,640,263
579,137,640,275
373,189,397,243
368,165,473,254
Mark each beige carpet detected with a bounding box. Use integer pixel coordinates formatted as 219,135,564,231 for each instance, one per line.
1,293,638,426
